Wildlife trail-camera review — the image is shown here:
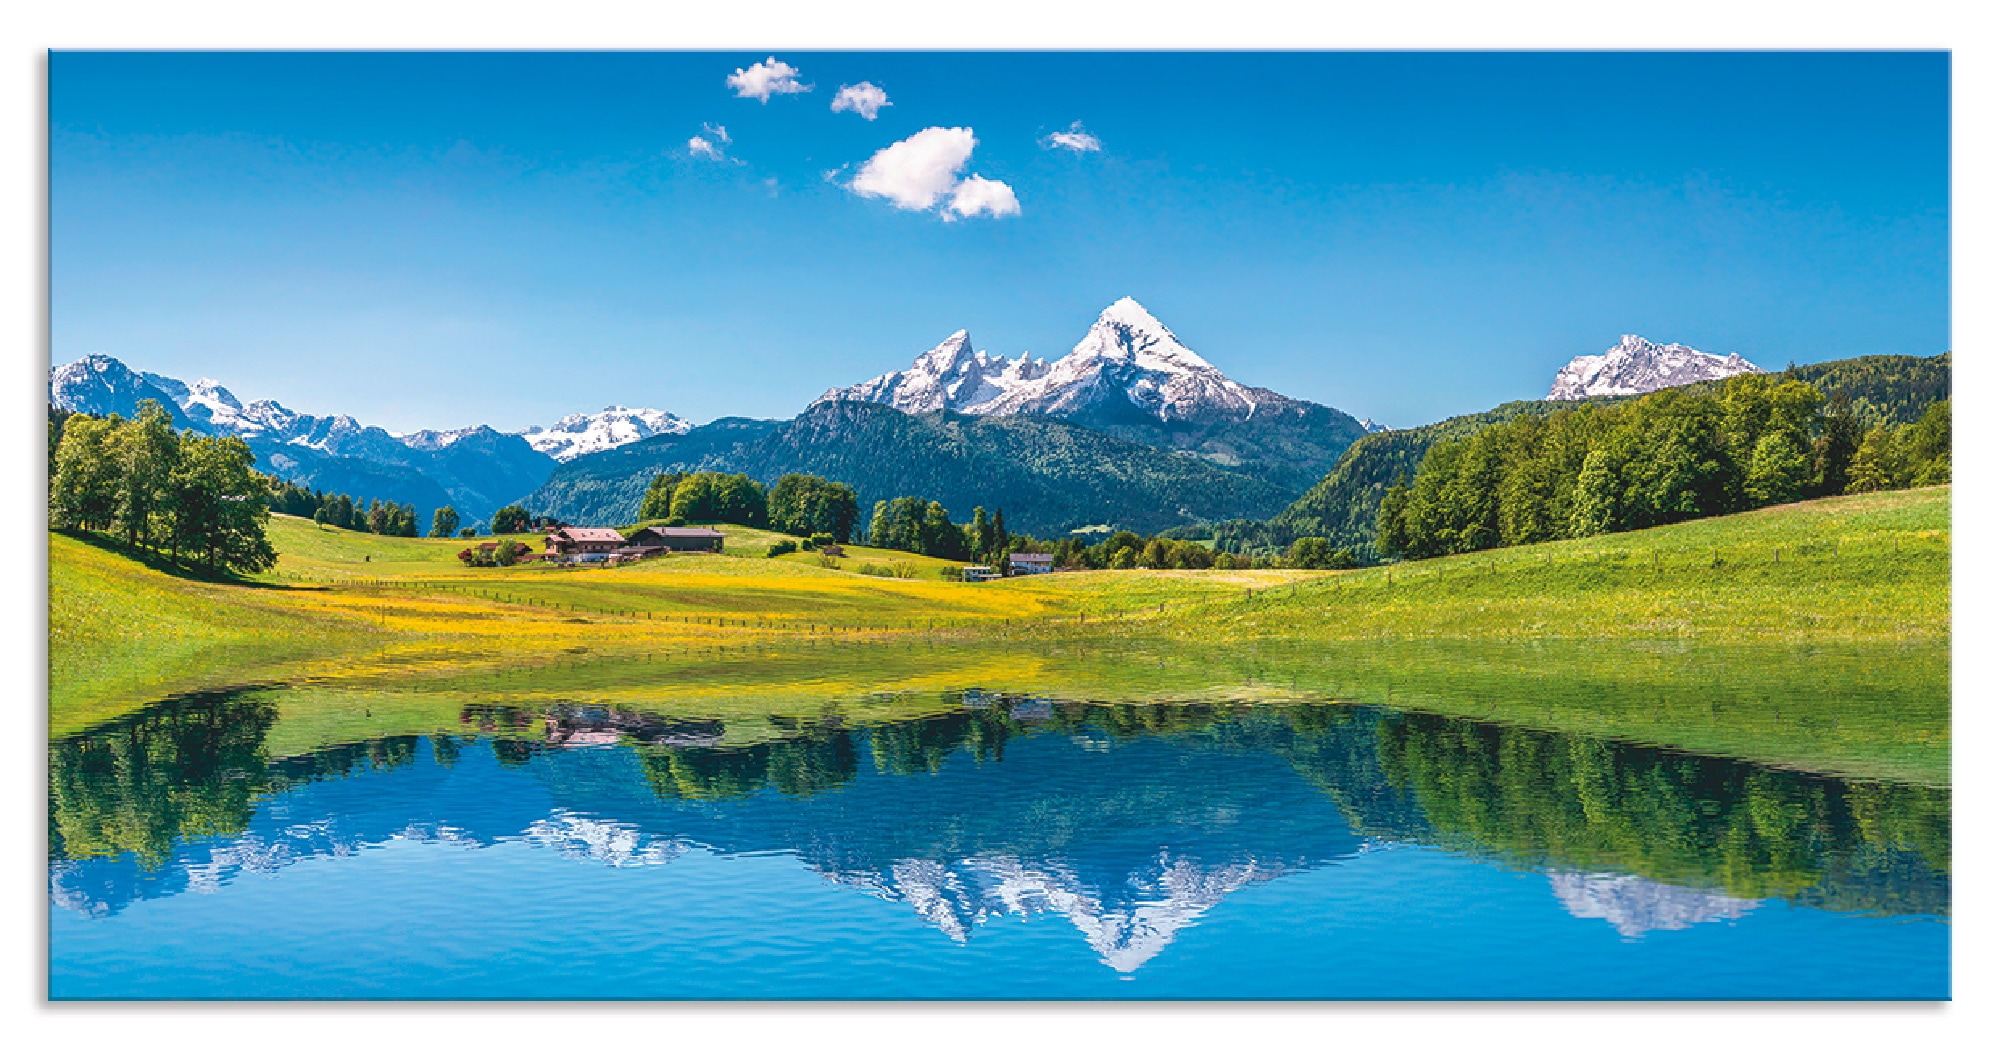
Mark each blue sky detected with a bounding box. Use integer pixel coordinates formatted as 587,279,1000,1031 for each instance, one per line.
50,51,1948,432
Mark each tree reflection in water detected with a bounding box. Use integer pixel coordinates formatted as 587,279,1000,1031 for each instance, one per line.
48,686,1949,938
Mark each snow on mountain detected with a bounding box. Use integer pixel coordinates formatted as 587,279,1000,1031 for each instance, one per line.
816,297,1292,426
1547,871,1759,939
833,849,1285,972
398,425,498,452
48,355,198,429
820,330,1052,415
519,406,691,462
1547,334,1762,401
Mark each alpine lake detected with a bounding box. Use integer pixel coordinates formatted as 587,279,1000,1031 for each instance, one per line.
48,637,1950,1000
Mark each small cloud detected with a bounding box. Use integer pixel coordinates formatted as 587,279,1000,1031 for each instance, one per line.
851,126,978,211
703,123,731,145
831,82,891,121
727,57,811,102
847,127,1019,221
1043,121,1102,152
688,136,721,159
946,175,1021,220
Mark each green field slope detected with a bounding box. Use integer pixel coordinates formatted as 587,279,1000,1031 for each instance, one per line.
1122,486,1948,644
50,488,1949,780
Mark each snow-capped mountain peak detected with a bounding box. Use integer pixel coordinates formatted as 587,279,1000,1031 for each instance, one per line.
520,405,691,462
815,329,1051,415
816,297,1283,426
1547,334,1762,400
1079,296,1215,373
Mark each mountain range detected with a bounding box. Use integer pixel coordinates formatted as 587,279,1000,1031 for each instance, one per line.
48,354,572,525
818,298,1373,493
50,303,1837,539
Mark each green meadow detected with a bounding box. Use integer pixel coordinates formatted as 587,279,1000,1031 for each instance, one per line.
50,487,1949,786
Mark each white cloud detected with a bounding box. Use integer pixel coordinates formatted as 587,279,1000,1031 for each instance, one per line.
850,126,978,210
848,126,1019,221
702,123,731,145
831,82,891,120
946,175,1021,220
727,57,810,102
1043,121,1102,152
688,137,721,159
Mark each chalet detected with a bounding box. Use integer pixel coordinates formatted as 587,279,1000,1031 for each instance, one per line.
628,526,726,553
1008,553,1055,575
961,565,1000,582
545,526,627,558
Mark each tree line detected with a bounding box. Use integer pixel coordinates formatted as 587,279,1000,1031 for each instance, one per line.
49,401,277,573
267,478,427,538
1376,373,1951,561
630,470,862,542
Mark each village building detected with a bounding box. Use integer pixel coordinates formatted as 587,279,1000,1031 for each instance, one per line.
544,526,628,558
961,564,1001,582
628,526,726,552
1008,553,1056,575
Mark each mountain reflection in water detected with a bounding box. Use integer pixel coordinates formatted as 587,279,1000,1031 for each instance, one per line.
48,689,1949,978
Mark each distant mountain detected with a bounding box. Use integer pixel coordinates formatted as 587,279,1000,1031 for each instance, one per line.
48,354,555,526
520,400,1297,535
1547,334,1761,400
49,355,201,430
520,406,691,462
517,417,783,526
817,298,1370,493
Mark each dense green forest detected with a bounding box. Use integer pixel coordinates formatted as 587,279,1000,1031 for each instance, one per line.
1223,352,1951,562
1378,374,1949,560
48,401,276,574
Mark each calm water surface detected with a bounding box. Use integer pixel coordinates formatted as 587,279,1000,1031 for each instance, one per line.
48,686,1949,999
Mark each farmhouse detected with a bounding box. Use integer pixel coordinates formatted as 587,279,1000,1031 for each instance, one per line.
1008,553,1055,575
629,526,726,553
544,526,627,557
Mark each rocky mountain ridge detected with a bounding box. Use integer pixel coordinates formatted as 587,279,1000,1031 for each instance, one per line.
1548,334,1762,400
817,298,1371,493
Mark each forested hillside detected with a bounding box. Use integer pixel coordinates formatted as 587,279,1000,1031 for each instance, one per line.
1234,352,1950,561
522,401,1298,535
1379,373,1949,560
1215,398,1615,560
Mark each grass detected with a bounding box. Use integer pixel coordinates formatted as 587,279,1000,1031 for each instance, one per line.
48,488,1950,782
1111,487,1950,644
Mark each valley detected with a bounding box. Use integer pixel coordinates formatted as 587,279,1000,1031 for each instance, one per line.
50,486,1950,785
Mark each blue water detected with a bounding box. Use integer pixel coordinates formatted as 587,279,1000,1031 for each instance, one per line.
47,695,1950,999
